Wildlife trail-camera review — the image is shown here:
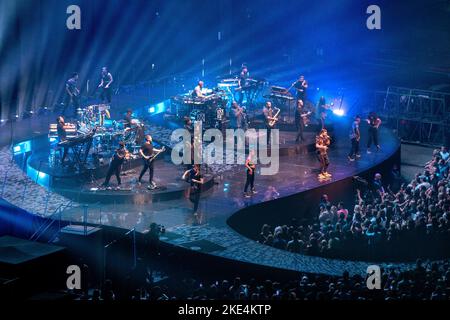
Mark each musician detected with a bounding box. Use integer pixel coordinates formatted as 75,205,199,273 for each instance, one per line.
138,135,164,189
98,67,113,104
295,99,306,143
318,96,328,130
263,101,277,145
64,72,80,118
193,81,205,98
123,109,133,130
232,101,244,129
292,75,308,102
237,65,249,105
316,129,331,179
102,141,127,189
366,112,381,153
348,115,361,161
182,164,204,215
244,150,257,198
184,117,194,135
56,116,68,163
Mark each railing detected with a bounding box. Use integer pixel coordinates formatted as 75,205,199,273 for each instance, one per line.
29,200,75,242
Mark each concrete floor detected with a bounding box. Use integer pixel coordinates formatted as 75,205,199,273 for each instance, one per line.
401,143,435,181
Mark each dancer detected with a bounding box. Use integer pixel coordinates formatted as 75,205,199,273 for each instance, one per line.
98,67,113,104
348,115,361,161
366,112,381,153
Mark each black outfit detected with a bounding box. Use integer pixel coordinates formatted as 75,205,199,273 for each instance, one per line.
263,107,274,145
295,108,305,143
64,78,79,117
188,169,202,213
294,80,307,101
318,99,327,130
244,160,256,193
57,122,68,162
237,71,249,105
103,147,126,186
367,117,380,149
100,72,113,103
138,142,154,183
348,121,360,159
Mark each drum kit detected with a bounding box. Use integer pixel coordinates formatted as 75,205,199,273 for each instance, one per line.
75,104,144,154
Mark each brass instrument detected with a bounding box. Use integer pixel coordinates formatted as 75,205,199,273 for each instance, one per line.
268,107,281,128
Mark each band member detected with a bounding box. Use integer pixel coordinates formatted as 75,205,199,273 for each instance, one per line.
64,72,80,117
123,109,133,130
348,115,361,161
237,65,249,105
102,141,127,189
295,100,306,143
366,112,381,153
138,135,164,189
263,101,277,145
182,164,204,215
316,129,331,179
292,75,308,102
193,81,205,98
317,96,328,130
232,101,244,129
98,67,113,104
56,116,68,163
244,150,257,198
184,116,194,135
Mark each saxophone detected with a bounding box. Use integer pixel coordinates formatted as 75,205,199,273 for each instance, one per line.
268,107,281,128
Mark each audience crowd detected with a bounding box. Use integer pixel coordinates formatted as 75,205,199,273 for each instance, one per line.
83,259,450,301
257,147,450,261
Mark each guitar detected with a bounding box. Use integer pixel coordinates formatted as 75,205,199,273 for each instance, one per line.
268,108,281,128
300,111,312,126
144,146,166,164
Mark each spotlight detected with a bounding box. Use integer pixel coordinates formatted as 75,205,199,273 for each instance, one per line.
23,110,34,119
333,109,345,117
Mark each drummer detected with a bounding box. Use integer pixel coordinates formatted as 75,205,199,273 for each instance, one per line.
123,109,133,130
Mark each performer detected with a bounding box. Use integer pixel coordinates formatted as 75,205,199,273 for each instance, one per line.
138,135,164,189
232,101,244,129
182,164,204,215
292,75,308,102
192,81,205,98
63,72,80,118
366,112,381,153
123,109,133,130
263,101,278,145
295,99,308,143
316,129,331,179
348,115,361,161
236,65,249,105
317,96,329,130
56,116,68,163
244,150,257,198
102,141,127,189
98,67,113,104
